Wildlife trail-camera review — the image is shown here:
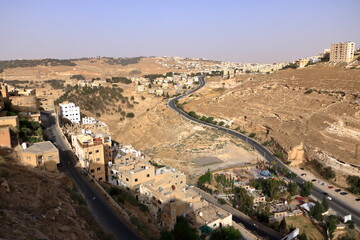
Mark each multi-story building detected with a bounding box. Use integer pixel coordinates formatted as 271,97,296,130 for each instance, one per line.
59,102,80,124
330,42,355,63
22,141,60,171
71,133,111,181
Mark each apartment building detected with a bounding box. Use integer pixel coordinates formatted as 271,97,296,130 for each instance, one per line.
330,42,355,63
59,102,80,124
71,133,110,181
23,141,60,171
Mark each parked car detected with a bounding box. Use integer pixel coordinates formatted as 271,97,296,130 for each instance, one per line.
311,179,317,182
335,189,342,192
300,168,305,170
322,192,328,195
340,192,348,195
301,173,306,176
326,196,332,200
328,186,334,189
355,198,360,201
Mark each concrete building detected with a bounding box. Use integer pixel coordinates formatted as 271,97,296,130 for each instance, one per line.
23,141,60,171
187,203,233,234
0,82,9,99
330,42,355,63
71,133,111,181
0,125,11,148
19,112,41,122
0,115,19,129
59,102,80,124
298,59,310,68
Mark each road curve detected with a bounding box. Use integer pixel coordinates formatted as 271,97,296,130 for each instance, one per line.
167,76,360,230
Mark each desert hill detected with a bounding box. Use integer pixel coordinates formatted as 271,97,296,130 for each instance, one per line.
0,148,113,240
180,63,360,172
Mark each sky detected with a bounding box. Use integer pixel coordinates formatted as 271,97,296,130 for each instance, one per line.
1,0,359,63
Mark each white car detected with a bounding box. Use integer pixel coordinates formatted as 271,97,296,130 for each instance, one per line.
326,196,332,201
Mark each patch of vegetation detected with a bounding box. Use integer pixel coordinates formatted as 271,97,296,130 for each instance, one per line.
346,175,360,194
0,79,30,88
106,77,132,84
281,63,298,70
0,167,10,178
45,79,66,89
70,74,85,80
197,169,212,187
251,178,283,200
0,58,76,72
69,189,87,205
301,181,313,197
149,160,165,168
233,187,255,215
304,89,313,94
126,112,135,118
55,85,127,116
310,160,336,179
19,118,43,143
209,226,242,240
104,57,142,66
160,216,198,240
248,132,256,138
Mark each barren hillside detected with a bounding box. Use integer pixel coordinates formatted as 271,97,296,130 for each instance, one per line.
182,64,360,169
0,57,197,81
0,148,113,240
112,103,262,179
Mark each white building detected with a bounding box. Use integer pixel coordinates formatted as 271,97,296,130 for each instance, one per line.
59,102,80,124
330,42,355,63
82,117,97,125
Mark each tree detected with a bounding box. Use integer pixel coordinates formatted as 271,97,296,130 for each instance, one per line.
126,112,135,118
311,202,324,221
301,181,313,197
322,197,329,211
172,216,198,240
279,217,287,234
287,182,298,196
233,187,254,215
210,226,242,240
298,232,308,240
323,167,336,179
159,230,175,240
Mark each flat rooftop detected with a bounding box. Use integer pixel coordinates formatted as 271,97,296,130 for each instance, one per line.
0,115,18,120
24,141,58,154
187,203,231,227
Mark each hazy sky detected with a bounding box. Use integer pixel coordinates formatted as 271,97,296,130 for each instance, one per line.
1,0,359,63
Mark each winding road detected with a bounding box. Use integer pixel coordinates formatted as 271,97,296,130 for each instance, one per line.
167,76,360,236
42,112,140,240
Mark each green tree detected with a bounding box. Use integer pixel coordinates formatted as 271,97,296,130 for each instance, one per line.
323,167,336,179
287,182,298,196
301,181,313,197
298,232,308,240
279,217,287,234
322,197,329,211
159,230,174,240
233,187,254,215
172,217,198,240
210,226,242,240
311,202,324,221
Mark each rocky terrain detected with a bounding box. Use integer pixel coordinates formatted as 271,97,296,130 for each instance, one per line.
0,148,114,240
180,63,360,180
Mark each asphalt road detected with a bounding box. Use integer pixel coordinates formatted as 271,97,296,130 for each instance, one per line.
167,76,360,229
42,112,140,240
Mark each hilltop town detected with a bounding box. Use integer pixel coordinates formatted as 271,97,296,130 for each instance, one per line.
0,42,360,240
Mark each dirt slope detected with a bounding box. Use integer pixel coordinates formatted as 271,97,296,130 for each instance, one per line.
182,63,360,167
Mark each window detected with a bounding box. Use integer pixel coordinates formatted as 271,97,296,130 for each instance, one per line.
95,150,99,153
96,158,100,162
126,178,129,182
135,178,138,182
48,156,53,161
88,151,92,154
146,174,150,178
97,167,101,171
213,223,217,227
180,181,183,184
90,169,95,173
99,177,103,181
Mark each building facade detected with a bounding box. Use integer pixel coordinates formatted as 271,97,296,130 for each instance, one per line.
59,102,80,124
0,126,11,148
330,42,355,63
23,141,60,171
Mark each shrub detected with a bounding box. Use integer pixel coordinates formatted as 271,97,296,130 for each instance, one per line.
109,187,121,196
0,167,9,178
249,132,256,138
139,204,149,212
126,112,135,118
304,89,313,94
